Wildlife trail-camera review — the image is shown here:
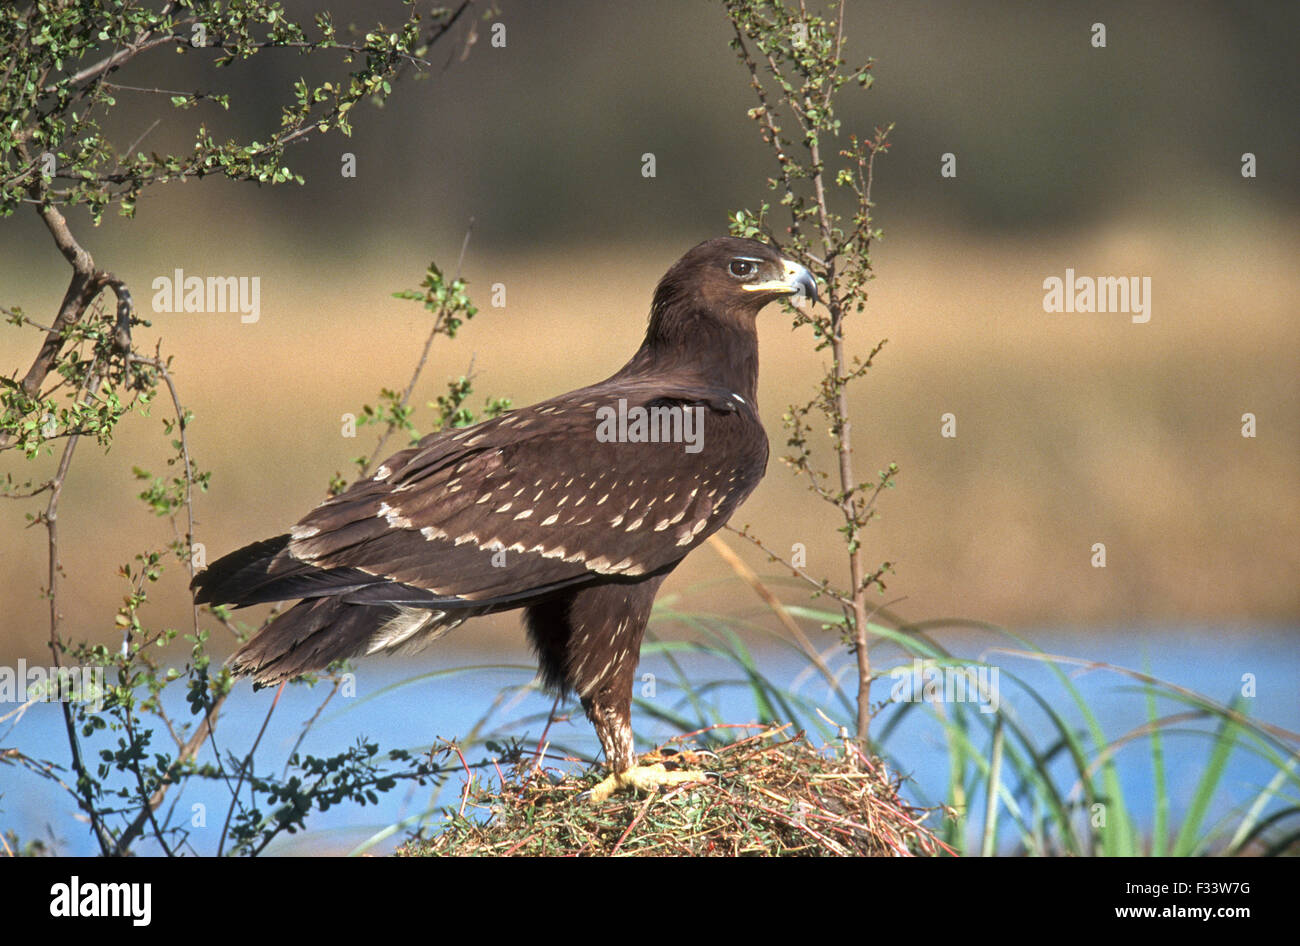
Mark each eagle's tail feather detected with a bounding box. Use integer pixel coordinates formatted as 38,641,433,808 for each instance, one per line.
228,600,471,687
198,537,476,686
229,597,383,686
190,534,293,605
192,534,379,608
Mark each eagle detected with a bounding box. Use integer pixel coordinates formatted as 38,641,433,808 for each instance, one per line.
192,237,817,801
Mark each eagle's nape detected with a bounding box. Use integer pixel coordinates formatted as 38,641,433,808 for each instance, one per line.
191,237,817,801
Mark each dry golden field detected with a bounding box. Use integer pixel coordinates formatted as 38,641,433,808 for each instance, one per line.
2,215,1296,665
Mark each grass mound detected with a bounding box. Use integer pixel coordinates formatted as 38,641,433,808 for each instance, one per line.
398,725,953,857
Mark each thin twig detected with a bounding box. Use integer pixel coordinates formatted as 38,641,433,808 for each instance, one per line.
706,534,841,694
359,220,475,477
216,682,285,857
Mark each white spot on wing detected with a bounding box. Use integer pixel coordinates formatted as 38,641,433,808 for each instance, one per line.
378,501,411,529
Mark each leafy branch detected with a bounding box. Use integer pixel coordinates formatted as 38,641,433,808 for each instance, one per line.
722,0,896,742
1,0,485,855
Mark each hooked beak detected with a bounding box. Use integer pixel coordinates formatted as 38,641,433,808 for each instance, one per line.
741,258,819,306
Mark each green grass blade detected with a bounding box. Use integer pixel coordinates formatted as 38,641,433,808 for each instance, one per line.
1144,662,1169,856
1172,701,1242,856
981,716,1005,856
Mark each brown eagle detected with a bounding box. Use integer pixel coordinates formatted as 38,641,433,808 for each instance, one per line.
192,236,816,801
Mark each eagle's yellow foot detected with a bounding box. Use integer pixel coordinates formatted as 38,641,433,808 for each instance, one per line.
583,762,710,803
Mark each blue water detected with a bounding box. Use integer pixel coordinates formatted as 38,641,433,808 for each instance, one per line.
2,624,1296,855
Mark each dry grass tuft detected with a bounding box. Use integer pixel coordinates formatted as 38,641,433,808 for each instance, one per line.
397,724,954,857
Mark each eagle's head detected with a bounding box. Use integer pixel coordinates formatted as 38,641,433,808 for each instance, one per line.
651,237,818,321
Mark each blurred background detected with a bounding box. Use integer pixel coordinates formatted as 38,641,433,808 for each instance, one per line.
1,1,1297,851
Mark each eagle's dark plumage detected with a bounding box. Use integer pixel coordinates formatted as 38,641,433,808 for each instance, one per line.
193,237,816,799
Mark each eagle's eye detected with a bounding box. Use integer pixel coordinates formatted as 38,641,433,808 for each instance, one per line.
729,259,757,278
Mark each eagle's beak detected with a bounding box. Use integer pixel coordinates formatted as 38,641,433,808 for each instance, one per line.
742,259,819,306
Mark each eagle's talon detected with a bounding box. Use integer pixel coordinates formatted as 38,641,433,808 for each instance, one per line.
582,762,712,804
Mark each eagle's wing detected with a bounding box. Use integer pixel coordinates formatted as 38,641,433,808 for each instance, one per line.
194,376,767,614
